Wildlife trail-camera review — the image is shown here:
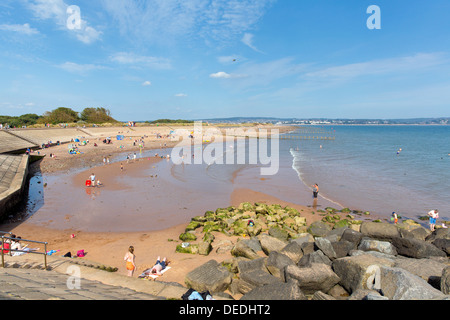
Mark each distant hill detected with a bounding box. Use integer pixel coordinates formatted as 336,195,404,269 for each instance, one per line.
194,117,450,125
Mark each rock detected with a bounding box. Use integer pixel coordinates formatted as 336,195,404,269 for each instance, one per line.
441,266,450,295
311,291,337,300
332,254,395,294
340,228,364,246
258,234,286,255
237,257,268,274
380,266,447,300
215,239,234,254
348,289,386,300
238,269,282,295
360,221,400,240
185,260,232,293
358,238,398,256
240,281,307,300
179,232,197,242
268,226,289,241
298,250,332,267
426,228,450,242
390,237,446,259
331,240,356,258
399,226,431,241
394,257,448,290
266,251,295,280
307,221,332,237
432,238,450,256
291,233,314,245
231,239,261,260
176,243,199,254
314,237,337,260
198,242,212,255
285,263,340,295
280,241,304,264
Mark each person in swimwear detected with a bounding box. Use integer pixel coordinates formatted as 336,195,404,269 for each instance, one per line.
124,246,136,277
150,256,168,276
428,209,439,232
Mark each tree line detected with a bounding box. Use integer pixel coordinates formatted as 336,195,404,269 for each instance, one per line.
0,107,119,128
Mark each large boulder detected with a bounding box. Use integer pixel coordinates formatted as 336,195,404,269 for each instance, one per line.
432,238,450,256
280,241,304,264
258,234,287,255
332,253,395,294
231,238,261,260
238,269,282,295
285,263,340,295
441,266,450,295
358,238,398,256
240,281,307,300
390,237,446,259
315,237,337,260
307,221,332,237
185,260,232,293
360,222,400,240
298,250,332,267
340,228,364,246
394,257,448,289
266,251,295,280
379,266,447,300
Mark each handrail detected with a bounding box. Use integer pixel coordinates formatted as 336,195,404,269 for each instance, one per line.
1,236,48,269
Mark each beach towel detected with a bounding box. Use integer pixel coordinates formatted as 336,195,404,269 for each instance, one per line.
138,267,171,280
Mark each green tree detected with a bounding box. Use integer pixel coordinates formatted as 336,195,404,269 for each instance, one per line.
80,107,116,123
38,107,80,124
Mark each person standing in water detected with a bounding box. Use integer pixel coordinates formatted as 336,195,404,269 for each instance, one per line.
312,184,319,199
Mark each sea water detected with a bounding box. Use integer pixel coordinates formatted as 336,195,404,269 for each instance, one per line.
288,125,450,221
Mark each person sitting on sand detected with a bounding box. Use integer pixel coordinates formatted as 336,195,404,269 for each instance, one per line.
150,256,169,276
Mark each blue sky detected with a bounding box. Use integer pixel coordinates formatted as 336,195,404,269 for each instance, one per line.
1,0,450,121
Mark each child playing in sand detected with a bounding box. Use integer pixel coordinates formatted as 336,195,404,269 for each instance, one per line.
89,173,96,187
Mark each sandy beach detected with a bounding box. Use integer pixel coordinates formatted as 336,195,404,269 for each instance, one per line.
0,124,359,291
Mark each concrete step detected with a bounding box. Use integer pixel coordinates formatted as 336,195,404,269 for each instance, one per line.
0,254,188,300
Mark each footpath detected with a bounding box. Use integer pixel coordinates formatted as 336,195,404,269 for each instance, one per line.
0,253,188,300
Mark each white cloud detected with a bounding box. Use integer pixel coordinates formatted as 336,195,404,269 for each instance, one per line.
0,23,39,35
210,71,232,79
175,93,187,97
241,33,263,53
100,0,275,45
25,0,102,44
305,53,448,80
111,52,172,70
58,62,105,74
142,81,152,86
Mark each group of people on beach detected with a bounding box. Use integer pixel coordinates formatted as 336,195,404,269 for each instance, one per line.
311,183,445,232
1,234,39,256
123,246,169,279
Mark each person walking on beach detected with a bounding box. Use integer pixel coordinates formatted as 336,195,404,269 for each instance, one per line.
428,209,439,231
124,246,136,277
